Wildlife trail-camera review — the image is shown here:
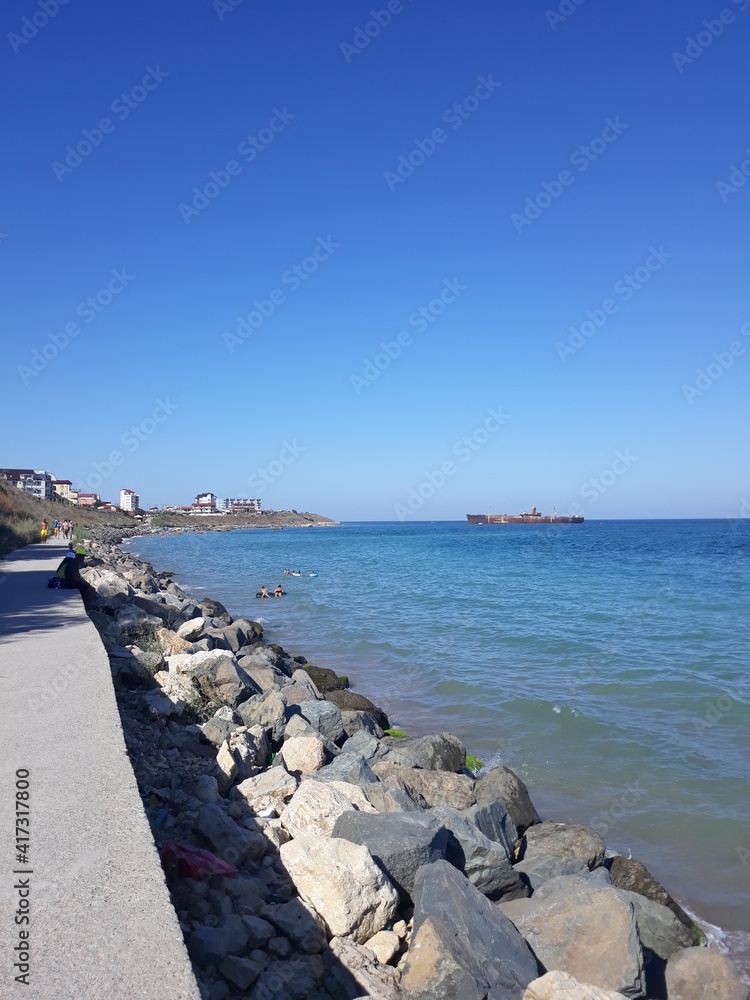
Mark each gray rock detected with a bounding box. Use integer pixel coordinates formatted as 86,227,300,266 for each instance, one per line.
381,732,466,772
310,752,378,787
464,799,518,858
339,729,388,764
431,805,529,902
340,709,385,740
324,936,400,1000
167,649,257,708
240,662,290,693
197,803,267,865
199,597,233,625
199,707,242,747
473,765,540,835
194,774,220,803
250,956,324,1000
219,955,262,991
298,700,345,744
519,822,606,874
284,713,340,757
303,664,346,693
607,856,699,942
237,687,287,743
614,888,697,998
262,899,327,954
172,601,203,627
616,888,694,962
267,936,291,959
324,689,390,731
498,875,645,998
400,859,539,1000
203,627,232,651
332,810,449,902
177,616,208,641
364,782,427,813
664,946,748,1000
241,914,275,948
514,852,588,892
221,620,251,652
372,762,476,809
187,914,248,967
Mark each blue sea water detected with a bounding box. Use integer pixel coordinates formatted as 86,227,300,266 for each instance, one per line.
127,519,750,959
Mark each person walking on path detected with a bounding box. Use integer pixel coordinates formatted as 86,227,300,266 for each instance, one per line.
40,518,48,543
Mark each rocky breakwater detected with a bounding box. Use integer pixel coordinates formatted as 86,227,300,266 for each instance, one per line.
77,539,749,1000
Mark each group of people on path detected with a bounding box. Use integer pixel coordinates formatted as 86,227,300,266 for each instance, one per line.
40,518,76,543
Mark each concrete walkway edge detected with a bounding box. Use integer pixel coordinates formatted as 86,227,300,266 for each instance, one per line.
0,541,200,999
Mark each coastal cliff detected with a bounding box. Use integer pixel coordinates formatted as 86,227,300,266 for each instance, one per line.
74,537,748,1000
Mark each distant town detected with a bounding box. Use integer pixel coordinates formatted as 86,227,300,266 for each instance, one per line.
0,469,261,517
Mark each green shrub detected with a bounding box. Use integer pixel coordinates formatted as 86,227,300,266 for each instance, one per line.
384,728,408,738
0,517,40,556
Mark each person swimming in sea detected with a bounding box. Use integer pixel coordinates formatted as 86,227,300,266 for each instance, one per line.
259,585,270,598
274,585,285,597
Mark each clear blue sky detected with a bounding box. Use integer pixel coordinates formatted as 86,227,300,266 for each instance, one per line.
1,0,748,519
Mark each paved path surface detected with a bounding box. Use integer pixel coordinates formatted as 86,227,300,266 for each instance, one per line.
0,541,200,1000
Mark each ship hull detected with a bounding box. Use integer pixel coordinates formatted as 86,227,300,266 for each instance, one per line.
467,513,584,524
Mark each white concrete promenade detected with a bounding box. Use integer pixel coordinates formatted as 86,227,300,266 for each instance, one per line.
0,541,200,1000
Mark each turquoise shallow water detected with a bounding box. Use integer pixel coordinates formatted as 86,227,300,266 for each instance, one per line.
127,519,750,958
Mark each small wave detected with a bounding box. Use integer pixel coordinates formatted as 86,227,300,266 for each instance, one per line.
681,905,750,986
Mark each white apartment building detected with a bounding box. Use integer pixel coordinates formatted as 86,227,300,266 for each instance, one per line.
217,498,262,513
0,469,55,500
119,488,141,513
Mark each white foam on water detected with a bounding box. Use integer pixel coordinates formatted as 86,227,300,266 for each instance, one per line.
680,904,750,987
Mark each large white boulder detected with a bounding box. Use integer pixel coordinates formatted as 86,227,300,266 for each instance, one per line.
280,781,358,840
524,971,628,999
280,835,399,943
279,736,326,775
